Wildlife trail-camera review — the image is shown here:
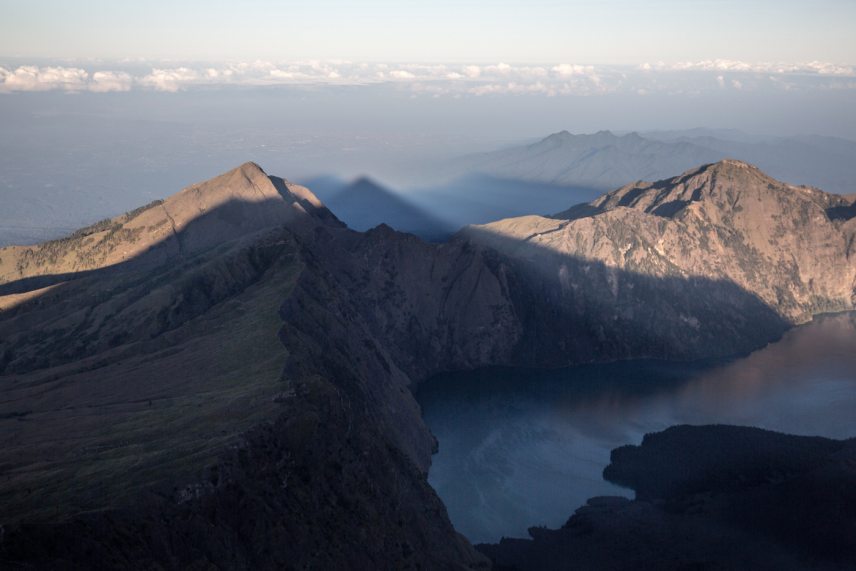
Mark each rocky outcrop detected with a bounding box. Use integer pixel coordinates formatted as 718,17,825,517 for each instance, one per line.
479,425,856,570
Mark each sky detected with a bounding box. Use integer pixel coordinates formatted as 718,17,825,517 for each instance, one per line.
1,0,855,245
1,0,855,63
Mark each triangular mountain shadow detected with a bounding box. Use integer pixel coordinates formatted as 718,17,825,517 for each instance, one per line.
294,174,350,203
324,176,454,241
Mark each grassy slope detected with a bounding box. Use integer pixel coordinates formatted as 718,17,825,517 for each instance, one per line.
0,245,299,523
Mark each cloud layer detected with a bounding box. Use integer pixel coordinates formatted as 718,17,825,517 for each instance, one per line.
1,59,854,96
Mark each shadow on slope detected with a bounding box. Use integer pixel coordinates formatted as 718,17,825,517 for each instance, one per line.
455,224,791,366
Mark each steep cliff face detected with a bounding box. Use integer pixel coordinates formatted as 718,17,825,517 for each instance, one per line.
0,164,488,569
1,160,854,568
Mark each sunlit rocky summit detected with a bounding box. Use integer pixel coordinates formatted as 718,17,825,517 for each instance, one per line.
1,159,854,568
469,159,856,324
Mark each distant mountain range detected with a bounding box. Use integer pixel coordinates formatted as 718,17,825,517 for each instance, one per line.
2,129,854,247
454,129,856,195
307,129,856,238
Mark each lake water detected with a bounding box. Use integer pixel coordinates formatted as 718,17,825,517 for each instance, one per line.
416,312,856,544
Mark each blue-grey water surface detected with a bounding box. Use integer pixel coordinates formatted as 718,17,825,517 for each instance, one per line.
417,312,856,543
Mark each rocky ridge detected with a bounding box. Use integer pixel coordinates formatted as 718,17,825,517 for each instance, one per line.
1,160,854,568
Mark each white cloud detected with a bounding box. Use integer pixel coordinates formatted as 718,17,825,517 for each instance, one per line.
390,70,416,79
519,66,548,78
90,71,133,92
645,59,855,76
0,65,89,92
801,61,854,75
552,63,594,77
139,67,200,92
269,69,297,80
463,65,481,78
466,81,599,97
1,59,852,97
485,62,512,75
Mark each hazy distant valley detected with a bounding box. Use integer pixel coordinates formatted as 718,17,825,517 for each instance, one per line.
3,118,855,245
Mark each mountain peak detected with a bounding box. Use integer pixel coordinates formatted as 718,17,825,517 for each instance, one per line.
675,159,775,188
540,130,574,144
0,163,339,288
537,130,626,148
705,158,761,173
180,161,279,204
554,160,845,223
238,160,266,175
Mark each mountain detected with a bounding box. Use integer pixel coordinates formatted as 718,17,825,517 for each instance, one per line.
2,160,855,568
0,162,486,569
323,176,454,241
469,160,856,325
457,130,856,195
455,130,722,189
